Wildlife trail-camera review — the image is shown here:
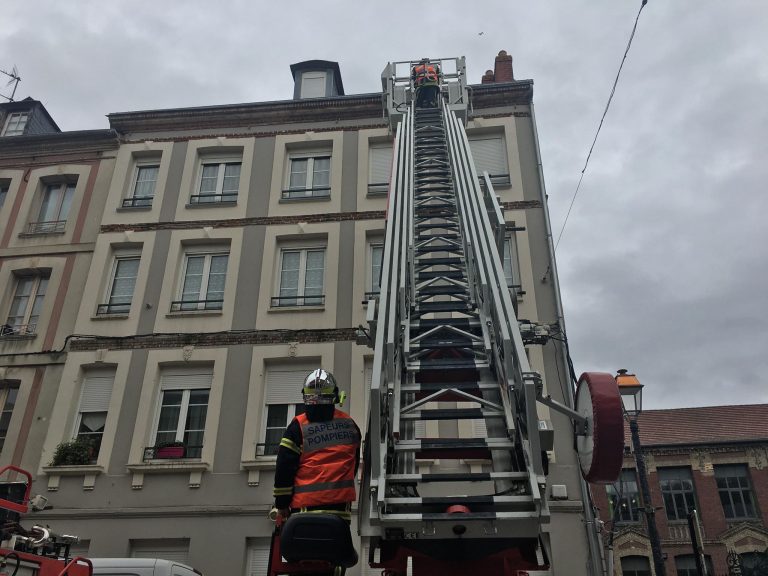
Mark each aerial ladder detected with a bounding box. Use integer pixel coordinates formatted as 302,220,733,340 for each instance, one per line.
355,58,625,576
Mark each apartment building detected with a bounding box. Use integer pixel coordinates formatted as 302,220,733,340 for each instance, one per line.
11,52,593,575
0,97,118,476
592,404,768,576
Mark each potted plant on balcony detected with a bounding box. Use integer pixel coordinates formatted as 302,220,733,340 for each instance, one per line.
49,438,95,466
154,440,185,459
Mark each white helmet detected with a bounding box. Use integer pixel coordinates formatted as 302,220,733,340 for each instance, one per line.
302,369,338,405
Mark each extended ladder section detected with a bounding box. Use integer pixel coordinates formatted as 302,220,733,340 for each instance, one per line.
362,83,553,569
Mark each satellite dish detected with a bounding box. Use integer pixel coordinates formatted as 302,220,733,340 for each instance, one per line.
575,372,624,483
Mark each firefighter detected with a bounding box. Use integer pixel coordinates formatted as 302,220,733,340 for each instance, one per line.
273,369,361,523
412,58,441,108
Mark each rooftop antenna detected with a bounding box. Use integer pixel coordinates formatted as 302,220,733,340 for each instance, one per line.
0,66,21,102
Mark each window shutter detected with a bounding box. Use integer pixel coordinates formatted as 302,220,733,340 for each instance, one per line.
468,136,508,176
369,144,393,185
161,367,213,390
301,72,326,98
78,371,115,413
266,364,314,404
131,543,189,563
247,540,272,576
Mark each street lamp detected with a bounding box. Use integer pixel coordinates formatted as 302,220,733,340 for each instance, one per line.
616,369,666,576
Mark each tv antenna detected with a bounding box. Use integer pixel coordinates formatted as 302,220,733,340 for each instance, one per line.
0,66,21,102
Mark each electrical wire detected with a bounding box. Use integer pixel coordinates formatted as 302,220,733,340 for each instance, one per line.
554,0,649,252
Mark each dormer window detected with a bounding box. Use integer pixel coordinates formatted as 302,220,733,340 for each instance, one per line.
2,112,28,136
290,60,344,100
300,72,327,99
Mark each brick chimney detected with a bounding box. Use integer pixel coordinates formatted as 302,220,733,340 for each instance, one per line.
481,69,495,84
493,50,514,83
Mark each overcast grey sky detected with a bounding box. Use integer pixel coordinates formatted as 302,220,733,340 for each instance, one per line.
2,1,767,410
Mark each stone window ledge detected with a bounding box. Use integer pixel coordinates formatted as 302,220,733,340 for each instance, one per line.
126,461,209,490
242,458,276,487
42,465,104,492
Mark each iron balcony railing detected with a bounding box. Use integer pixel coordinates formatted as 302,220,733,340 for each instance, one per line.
96,303,131,315
143,444,203,461
121,196,153,208
189,193,238,205
170,299,224,312
0,324,37,337
281,187,331,200
26,220,66,234
270,295,325,307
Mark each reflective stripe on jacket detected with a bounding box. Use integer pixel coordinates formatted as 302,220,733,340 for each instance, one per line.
413,64,438,86
290,409,360,508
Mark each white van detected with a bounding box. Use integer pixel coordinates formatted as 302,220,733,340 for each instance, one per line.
89,558,202,576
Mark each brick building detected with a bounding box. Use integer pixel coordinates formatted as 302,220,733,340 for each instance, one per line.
591,404,768,576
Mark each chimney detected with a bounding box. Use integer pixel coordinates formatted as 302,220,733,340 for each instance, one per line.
481,69,495,84
493,50,514,83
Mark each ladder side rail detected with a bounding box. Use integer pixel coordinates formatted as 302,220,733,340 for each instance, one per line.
443,108,548,493
480,172,508,257
367,112,410,531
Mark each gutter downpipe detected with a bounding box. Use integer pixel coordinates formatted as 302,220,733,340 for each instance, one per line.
529,102,607,576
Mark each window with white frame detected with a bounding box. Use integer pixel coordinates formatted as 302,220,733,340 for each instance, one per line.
0,382,19,453
300,71,327,98
3,272,49,336
172,251,229,312
273,247,325,307
74,369,115,461
245,539,271,576
97,255,140,315
0,180,9,209
368,142,393,195
2,112,29,136
283,153,331,199
191,159,241,204
715,464,757,519
367,242,383,299
261,364,310,456
123,163,159,208
468,134,510,187
29,181,75,234
503,230,523,294
151,368,211,459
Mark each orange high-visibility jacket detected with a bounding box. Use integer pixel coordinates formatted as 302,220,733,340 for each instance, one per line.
290,409,360,508
413,64,439,86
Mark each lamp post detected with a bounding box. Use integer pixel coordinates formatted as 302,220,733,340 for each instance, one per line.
616,369,666,576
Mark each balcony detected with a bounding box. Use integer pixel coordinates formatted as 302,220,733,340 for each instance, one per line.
170,299,223,312
143,444,203,461
280,187,331,200
96,303,131,316
188,193,237,205
25,220,66,234
0,324,36,337
270,295,325,308
121,196,153,208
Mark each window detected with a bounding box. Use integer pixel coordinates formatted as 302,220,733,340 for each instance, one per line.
123,164,159,208
659,467,697,521
0,383,19,453
261,365,310,456
130,539,189,563
29,182,75,234
607,469,641,523
74,369,115,461
245,539,271,576
98,256,140,315
740,551,768,575
191,161,240,204
620,555,651,576
367,243,383,299
2,112,28,136
273,248,325,307
0,181,9,209
503,229,523,293
368,142,393,195
151,369,211,459
172,252,229,312
3,273,49,336
283,155,331,199
715,464,757,519
468,134,510,186
300,71,327,98
675,554,714,576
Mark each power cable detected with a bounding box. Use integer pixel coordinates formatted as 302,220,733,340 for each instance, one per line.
554,0,649,252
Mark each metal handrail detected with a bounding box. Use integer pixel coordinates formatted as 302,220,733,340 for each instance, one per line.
0,324,36,337
270,295,325,307
281,187,331,200
96,303,131,315
26,220,66,234
189,192,238,204
170,299,224,312
121,196,153,208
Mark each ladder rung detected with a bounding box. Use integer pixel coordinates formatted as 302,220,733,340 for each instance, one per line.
394,438,515,451
387,471,529,483
401,409,504,420
385,495,533,507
